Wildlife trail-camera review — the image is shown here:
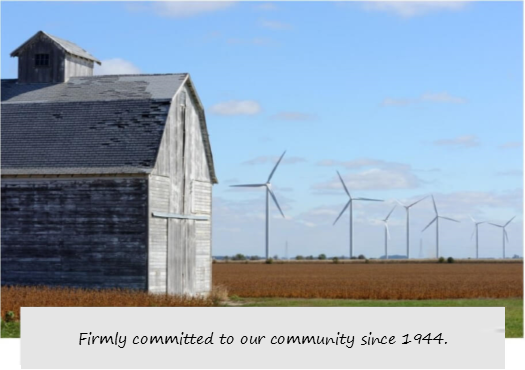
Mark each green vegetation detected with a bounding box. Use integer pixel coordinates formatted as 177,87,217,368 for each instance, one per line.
1,320,20,338
232,253,246,261
226,297,523,338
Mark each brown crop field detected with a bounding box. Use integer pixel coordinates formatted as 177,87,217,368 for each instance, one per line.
1,286,218,320
213,263,523,300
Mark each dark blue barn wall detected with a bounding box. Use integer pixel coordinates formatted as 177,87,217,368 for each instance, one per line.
1,177,149,290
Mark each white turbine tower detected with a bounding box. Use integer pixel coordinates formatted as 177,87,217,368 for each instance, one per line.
489,216,515,259
396,196,428,259
333,171,383,259
469,215,485,259
230,151,286,259
381,205,397,260
421,195,460,258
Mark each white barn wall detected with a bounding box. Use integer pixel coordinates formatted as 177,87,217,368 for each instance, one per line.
148,80,213,296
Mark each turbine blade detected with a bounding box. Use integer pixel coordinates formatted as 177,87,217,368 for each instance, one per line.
470,229,475,240
422,216,438,232
469,214,476,223
355,197,383,202
488,223,503,228
504,216,516,227
230,184,266,187
394,199,405,207
385,205,397,221
385,223,391,240
407,195,428,208
267,151,286,182
268,187,285,218
333,200,351,225
505,229,509,242
336,171,350,197
431,195,438,215
440,216,460,223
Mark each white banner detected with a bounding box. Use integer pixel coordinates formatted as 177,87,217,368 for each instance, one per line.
21,307,504,369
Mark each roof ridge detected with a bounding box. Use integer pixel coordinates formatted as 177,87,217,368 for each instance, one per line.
77,73,189,78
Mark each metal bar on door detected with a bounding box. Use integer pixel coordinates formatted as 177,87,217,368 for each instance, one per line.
152,212,209,221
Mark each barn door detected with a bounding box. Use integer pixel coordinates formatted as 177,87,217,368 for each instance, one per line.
163,214,208,295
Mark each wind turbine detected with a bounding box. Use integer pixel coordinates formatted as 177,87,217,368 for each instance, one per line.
488,216,515,259
333,171,383,259
396,196,428,259
469,215,485,259
230,151,286,259
381,205,397,260
421,195,460,258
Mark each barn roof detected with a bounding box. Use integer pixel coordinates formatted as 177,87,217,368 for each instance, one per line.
1,74,218,183
10,31,102,65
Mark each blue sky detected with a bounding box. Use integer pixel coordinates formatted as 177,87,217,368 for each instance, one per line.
1,1,523,259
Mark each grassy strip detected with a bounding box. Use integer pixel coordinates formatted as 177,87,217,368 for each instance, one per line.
227,297,523,338
1,321,20,339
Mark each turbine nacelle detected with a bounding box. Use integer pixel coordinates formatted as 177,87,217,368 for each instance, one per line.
489,216,515,245
396,196,429,210
333,171,383,225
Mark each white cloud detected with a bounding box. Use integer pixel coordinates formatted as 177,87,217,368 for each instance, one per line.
433,135,480,148
315,168,420,191
94,58,141,75
259,19,292,30
151,1,235,18
381,97,413,107
314,158,421,192
496,170,523,177
255,3,277,11
382,92,467,107
362,1,468,18
420,92,467,104
270,112,318,121
209,100,261,116
499,142,523,149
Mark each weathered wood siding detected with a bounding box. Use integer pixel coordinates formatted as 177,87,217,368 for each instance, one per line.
64,54,94,81
148,175,169,293
1,178,148,289
17,34,66,84
149,81,212,295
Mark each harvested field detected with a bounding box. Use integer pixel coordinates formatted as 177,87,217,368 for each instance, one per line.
213,263,523,300
1,286,217,320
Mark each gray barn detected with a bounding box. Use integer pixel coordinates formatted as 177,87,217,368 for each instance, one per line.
1,31,218,296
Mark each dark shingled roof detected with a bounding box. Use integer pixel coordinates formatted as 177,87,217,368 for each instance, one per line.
1,74,187,103
1,74,217,182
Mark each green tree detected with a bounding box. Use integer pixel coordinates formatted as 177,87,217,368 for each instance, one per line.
233,253,246,261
